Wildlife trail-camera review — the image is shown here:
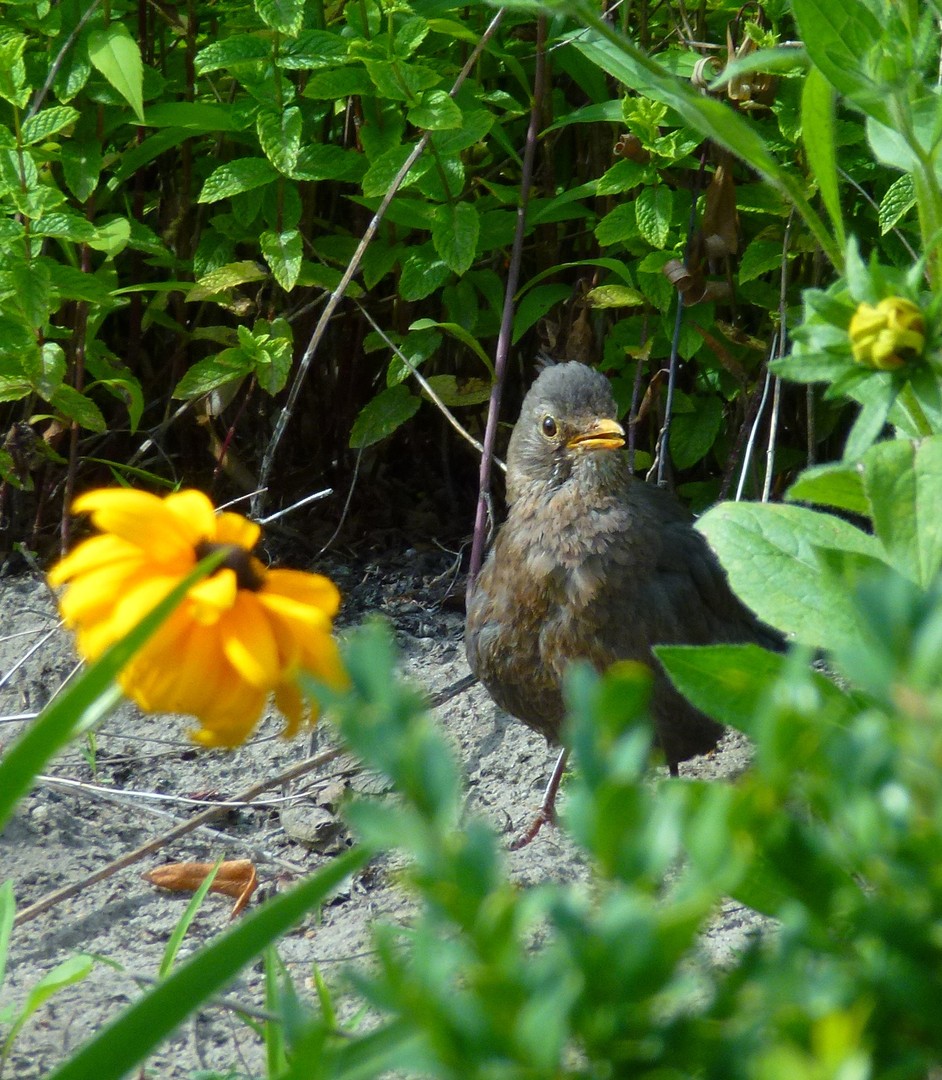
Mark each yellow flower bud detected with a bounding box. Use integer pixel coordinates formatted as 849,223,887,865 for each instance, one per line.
849,297,925,371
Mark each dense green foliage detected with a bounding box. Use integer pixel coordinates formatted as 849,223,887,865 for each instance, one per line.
4,0,942,1075
0,0,931,550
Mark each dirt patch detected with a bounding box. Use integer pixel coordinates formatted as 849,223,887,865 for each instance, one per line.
0,556,767,1078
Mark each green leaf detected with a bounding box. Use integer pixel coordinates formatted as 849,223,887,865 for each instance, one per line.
292,144,366,183
143,102,239,132
361,144,430,198
4,954,96,1049
195,36,271,75
46,849,367,1080
655,643,786,732
364,59,441,102
634,185,672,248
408,89,462,130
738,238,786,285
186,260,269,302
20,106,80,145
423,374,491,406
878,173,916,234
0,32,29,108
399,249,450,302
32,212,97,243
669,393,723,469
255,0,304,35
585,284,645,308
88,24,145,123
697,501,882,648
87,216,131,257
159,862,222,979
785,462,869,516
512,284,571,344
862,436,942,588
349,384,421,448
790,0,885,121
431,202,479,275
198,158,277,203
51,384,107,432
11,259,53,326
801,65,845,251
59,141,102,202
261,228,302,291
596,203,639,246
257,105,301,175
173,349,252,398
302,67,375,99
408,318,494,375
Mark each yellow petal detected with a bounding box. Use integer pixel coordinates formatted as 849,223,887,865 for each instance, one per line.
57,560,153,631
102,575,181,645
263,569,341,618
163,490,218,545
298,631,348,690
48,534,142,586
189,681,267,747
72,489,196,565
221,593,281,689
256,590,333,634
188,568,238,624
215,512,261,551
124,619,222,715
274,679,308,737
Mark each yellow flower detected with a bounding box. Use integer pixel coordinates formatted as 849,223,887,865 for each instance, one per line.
849,296,925,371
48,488,346,748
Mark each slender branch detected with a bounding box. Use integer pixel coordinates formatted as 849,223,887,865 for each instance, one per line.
467,14,548,589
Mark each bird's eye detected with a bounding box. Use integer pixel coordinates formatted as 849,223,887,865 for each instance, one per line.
541,415,558,438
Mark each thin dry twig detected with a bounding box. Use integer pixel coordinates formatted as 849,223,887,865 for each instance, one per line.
352,300,501,469
253,8,509,521
13,745,344,927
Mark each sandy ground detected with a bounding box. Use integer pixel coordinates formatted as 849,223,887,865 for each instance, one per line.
0,552,765,1078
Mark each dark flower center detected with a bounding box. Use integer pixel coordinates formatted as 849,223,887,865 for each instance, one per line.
195,541,264,591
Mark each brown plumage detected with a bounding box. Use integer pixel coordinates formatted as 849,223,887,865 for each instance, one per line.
466,361,781,775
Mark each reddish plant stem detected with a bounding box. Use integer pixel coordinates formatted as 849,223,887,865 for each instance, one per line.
467,14,547,590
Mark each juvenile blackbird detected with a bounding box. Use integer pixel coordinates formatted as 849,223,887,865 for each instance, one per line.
465,361,780,836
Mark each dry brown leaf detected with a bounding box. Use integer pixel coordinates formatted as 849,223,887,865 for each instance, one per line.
701,160,739,257
143,859,258,918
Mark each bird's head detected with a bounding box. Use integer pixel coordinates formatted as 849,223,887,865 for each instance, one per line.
506,361,626,504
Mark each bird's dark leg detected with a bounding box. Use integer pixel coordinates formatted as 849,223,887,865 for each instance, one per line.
669,762,680,777
509,747,569,851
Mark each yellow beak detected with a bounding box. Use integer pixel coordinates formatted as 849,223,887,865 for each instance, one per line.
566,417,625,452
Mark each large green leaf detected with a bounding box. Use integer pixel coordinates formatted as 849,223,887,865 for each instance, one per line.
790,0,886,122
862,436,942,588
88,24,145,123
697,501,881,648
786,462,869,516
